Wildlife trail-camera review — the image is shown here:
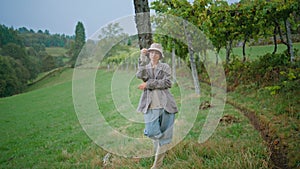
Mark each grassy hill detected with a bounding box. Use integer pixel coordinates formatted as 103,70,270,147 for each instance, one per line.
46,47,68,57
0,67,273,168
45,47,70,65
1,43,299,168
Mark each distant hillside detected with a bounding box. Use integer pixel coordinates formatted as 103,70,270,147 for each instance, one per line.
26,67,73,92
0,24,73,97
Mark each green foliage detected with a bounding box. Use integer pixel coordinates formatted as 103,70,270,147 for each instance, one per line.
75,22,86,49
98,23,125,39
97,24,134,67
104,43,130,58
127,38,132,46
42,55,56,72
151,0,300,62
0,44,36,97
153,34,188,60
217,52,300,100
69,21,86,67
0,56,29,97
1,24,71,53
0,23,78,97
264,85,281,95
0,24,23,47
1,43,39,80
105,53,128,65
18,28,74,48
2,43,27,61
195,46,300,125
102,44,139,69
151,0,206,61
32,43,46,52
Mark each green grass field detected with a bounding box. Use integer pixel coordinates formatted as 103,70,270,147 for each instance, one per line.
0,67,271,168
46,47,68,57
45,47,70,64
1,43,299,168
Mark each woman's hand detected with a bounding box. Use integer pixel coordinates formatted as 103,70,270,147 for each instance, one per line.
138,82,147,90
140,48,148,62
141,48,148,56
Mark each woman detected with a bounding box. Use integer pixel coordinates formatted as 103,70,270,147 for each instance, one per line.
136,43,178,169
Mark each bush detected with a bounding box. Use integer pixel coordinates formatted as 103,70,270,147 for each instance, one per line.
0,56,29,97
209,52,300,92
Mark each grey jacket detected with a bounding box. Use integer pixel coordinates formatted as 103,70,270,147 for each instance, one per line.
136,58,178,114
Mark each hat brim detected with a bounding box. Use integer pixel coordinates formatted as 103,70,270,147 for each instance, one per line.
148,48,164,58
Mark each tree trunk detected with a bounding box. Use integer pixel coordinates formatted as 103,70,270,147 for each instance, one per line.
225,40,232,64
285,18,294,62
242,38,247,62
272,26,278,54
133,0,152,49
178,58,181,68
202,50,207,63
215,52,219,65
172,47,177,84
198,52,202,63
183,20,200,95
275,20,288,46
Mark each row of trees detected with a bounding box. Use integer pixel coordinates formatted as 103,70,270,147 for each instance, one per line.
0,25,74,48
103,0,299,74
130,0,299,94
18,27,74,48
151,0,299,63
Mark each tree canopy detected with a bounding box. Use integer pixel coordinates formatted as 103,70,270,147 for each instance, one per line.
151,0,300,62
69,21,86,67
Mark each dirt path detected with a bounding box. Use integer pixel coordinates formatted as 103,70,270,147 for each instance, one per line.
226,99,290,169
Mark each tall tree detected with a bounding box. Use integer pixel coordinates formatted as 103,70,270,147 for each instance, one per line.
70,21,86,67
151,0,207,94
283,0,296,62
133,0,153,49
204,1,239,64
184,20,200,94
255,0,298,62
98,23,125,39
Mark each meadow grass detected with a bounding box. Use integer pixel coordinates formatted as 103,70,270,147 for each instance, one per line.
46,47,68,57
227,85,300,168
95,68,270,169
218,42,300,61
26,68,73,92
2,42,298,168
0,67,270,168
0,75,95,168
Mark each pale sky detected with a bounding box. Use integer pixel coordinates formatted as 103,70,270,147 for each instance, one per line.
0,0,239,37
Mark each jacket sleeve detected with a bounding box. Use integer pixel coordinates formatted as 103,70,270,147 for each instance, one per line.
136,55,149,82
146,64,172,90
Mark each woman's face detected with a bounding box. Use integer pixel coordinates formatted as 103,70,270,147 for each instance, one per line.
149,50,161,62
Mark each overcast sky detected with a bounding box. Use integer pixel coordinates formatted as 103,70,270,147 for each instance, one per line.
0,0,239,37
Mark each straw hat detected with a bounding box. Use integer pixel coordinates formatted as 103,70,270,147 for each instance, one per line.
148,43,164,58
